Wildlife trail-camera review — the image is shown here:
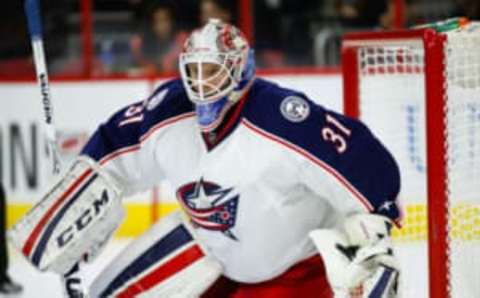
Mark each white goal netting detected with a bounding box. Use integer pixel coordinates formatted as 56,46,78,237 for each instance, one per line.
344,23,480,298
443,27,480,298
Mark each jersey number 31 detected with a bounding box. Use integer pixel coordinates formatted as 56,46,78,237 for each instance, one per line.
321,114,351,154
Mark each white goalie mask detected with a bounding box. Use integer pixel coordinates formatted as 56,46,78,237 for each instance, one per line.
179,19,255,131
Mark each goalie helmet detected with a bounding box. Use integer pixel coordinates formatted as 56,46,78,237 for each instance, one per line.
179,18,255,131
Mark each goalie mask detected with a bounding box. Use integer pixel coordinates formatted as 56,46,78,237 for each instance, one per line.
179,19,255,131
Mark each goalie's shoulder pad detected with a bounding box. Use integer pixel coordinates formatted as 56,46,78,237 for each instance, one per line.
8,156,124,274
81,79,194,163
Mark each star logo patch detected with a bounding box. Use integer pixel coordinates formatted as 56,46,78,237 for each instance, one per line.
176,178,239,240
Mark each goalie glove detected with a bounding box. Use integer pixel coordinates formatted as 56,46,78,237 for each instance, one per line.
309,214,400,298
8,156,125,275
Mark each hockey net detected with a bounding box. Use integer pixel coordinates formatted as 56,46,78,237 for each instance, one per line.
342,24,480,298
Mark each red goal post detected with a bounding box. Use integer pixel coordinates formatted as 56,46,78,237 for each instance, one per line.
342,26,480,298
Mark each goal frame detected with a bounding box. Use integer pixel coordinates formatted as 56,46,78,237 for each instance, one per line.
342,29,449,298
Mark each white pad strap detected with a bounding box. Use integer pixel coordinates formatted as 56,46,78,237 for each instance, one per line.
8,156,124,274
89,210,223,298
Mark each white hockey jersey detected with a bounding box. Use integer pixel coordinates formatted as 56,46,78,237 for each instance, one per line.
81,78,401,283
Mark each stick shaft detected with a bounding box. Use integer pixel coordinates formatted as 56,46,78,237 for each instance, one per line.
25,0,61,175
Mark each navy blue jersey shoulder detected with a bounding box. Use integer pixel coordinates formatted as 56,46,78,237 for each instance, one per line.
81,79,193,161
244,79,401,220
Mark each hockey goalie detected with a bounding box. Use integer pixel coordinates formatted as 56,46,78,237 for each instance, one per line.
9,19,401,298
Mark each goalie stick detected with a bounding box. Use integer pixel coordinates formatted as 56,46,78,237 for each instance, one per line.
24,1,83,296
24,0,61,175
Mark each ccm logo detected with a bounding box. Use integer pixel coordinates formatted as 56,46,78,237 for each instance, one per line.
56,190,110,248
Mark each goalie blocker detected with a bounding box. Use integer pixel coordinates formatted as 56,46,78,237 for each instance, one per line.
8,156,125,274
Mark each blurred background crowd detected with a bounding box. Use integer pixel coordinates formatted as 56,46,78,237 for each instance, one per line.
1,0,479,78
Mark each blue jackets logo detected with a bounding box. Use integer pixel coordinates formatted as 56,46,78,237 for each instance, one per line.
176,178,239,240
